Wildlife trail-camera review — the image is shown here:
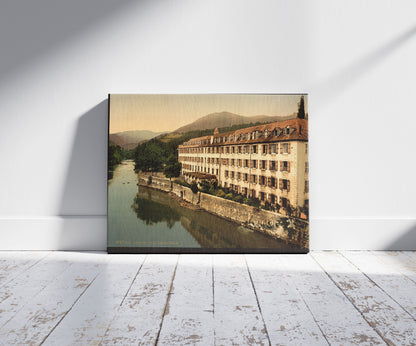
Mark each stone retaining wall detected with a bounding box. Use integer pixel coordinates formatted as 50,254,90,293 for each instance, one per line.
138,175,171,193
138,173,308,248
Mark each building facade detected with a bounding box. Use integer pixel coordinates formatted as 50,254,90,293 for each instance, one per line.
178,118,309,211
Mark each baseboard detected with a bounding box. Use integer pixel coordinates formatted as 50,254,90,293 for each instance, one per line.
310,218,416,250
0,217,415,251
0,216,106,251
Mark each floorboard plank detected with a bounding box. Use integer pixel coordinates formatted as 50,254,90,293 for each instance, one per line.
279,254,384,345
0,252,108,345
0,251,414,345
403,251,416,263
245,255,327,345
100,254,178,345
42,254,146,346
342,251,416,320
313,251,416,345
0,252,74,329
0,252,50,288
157,255,214,345
373,251,416,283
213,255,269,346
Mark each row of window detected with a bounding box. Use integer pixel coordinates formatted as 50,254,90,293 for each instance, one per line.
181,162,310,176
224,178,308,194
181,164,219,174
223,172,292,190
223,159,291,172
182,165,221,175
223,184,292,206
182,160,309,174
179,143,291,155
182,164,309,194
179,158,294,172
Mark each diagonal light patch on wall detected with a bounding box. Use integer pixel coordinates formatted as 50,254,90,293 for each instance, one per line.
309,24,416,111
0,0,141,82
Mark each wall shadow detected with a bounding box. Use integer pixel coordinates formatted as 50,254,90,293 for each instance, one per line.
59,99,108,216
385,223,416,251
0,0,138,82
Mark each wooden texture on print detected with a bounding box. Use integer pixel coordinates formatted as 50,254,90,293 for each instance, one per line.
108,94,309,254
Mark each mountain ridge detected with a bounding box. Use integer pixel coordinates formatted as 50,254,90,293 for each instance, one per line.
109,130,166,150
110,111,298,149
174,111,296,133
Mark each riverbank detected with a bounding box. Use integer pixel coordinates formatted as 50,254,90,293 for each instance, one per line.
138,173,308,249
168,191,202,210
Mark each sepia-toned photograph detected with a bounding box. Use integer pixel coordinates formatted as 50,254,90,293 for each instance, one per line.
108,94,309,253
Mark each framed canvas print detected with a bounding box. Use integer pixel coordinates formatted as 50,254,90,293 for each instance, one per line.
107,94,309,254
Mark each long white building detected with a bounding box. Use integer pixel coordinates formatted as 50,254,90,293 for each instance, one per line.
178,118,309,212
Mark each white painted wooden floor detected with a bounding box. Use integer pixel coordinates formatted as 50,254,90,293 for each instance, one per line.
0,252,415,345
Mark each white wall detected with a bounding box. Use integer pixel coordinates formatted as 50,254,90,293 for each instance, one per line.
0,0,415,250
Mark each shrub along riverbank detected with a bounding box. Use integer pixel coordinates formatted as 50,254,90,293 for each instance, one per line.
174,179,289,214
108,142,132,179
139,173,309,248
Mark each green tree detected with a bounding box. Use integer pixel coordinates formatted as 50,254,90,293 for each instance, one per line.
224,193,234,200
216,189,226,198
190,182,199,194
134,142,163,172
233,195,244,203
108,143,122,168
246,197,261,208
297,95,305,119
108,142,128,179
164,154,181,179
133,120,292,174
199,180,211,193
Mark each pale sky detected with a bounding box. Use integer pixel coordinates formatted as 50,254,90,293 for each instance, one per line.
109,94,308,134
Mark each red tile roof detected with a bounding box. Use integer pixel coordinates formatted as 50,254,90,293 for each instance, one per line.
179,118,308,147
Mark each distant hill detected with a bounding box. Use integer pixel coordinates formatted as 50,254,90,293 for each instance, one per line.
109,130,166,150
174,111,296,133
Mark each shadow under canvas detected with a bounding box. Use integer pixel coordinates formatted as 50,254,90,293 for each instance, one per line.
58,100,108,251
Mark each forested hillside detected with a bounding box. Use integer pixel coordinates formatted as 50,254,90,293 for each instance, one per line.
133,121,274,175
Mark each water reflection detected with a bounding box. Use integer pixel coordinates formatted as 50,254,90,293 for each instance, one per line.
108,160,301,251
134,187,299,250
131,194,180,228
107,161,200,248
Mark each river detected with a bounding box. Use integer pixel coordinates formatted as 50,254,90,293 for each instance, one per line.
108,160,300,252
